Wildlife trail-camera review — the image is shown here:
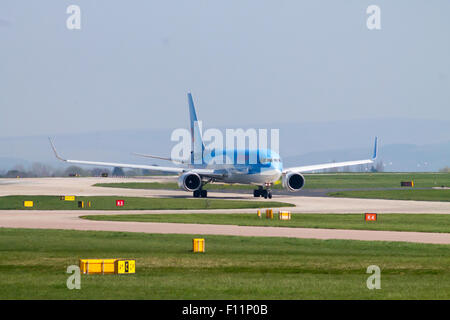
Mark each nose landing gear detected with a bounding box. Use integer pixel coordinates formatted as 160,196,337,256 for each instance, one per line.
253,186,272,199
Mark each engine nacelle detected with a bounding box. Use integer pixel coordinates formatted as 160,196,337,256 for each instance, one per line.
178,172,202,192
282,172,305,192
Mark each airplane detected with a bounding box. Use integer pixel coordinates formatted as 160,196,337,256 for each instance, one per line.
49,93,378,199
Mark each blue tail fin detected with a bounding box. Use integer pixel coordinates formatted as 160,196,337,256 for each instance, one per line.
187,93,205,164
372,137,378,160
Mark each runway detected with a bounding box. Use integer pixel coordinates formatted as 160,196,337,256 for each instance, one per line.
1,209,450,244
0,177,449,244
1,177,449,214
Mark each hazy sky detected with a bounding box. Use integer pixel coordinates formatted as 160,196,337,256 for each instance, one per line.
1,1,449,137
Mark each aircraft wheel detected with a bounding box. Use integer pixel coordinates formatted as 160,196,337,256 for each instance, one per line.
268,191,272,199
262,190,268,199
201,190,207,198
193,190,201,198
253,189,260,197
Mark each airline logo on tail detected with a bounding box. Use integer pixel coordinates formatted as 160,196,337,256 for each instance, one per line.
188,93,205,165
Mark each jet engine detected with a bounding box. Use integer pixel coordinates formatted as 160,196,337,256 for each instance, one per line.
178,172,202,191
282,172,305,192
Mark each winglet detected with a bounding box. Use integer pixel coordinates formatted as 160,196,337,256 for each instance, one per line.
372,137,378,160
48,137,67,161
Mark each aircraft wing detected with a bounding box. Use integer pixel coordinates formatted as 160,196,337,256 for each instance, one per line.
132,152,188,164
49,138,218,176
283,137,378,173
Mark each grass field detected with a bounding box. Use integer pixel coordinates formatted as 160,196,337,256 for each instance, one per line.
0,228,449,299
328,189,450,202
82,213,450,233
0,196,293,210
94,172,450,191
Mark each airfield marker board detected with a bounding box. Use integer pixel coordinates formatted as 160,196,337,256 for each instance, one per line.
116,200,125,207
77,201,91,208
79,259,116,275
365,213,377,221
79,259,135,275
23,201,33,208
61,196,76,201
193,238,205,253
279,211,291,220
115,260,136,274
401,181,414,187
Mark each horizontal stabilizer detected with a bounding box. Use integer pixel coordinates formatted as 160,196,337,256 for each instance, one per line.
132,152,188,164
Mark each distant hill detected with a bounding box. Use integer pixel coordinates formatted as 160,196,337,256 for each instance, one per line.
0,157,30,173
0,118,448,172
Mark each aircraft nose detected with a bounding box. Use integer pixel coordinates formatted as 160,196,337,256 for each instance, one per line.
272,162,282,174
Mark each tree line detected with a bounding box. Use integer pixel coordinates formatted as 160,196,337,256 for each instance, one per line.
0,163,165,178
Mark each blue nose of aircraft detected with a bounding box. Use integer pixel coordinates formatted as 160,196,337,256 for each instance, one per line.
271,159,283,177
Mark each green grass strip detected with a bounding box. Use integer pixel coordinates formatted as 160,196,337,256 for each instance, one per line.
0,228,449,299
82,213,450,233
0,195,293,210
328,189,450,202
94,172,450,190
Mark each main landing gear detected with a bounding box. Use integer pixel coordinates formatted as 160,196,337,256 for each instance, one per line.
193,189,208,198
193,179,212,198
253,186,272,199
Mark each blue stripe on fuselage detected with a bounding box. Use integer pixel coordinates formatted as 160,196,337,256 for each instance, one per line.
200,149,283,174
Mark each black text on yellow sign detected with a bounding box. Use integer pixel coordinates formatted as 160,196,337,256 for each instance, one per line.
115,260,136,274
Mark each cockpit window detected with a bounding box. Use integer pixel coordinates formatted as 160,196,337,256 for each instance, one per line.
260,157,280,163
